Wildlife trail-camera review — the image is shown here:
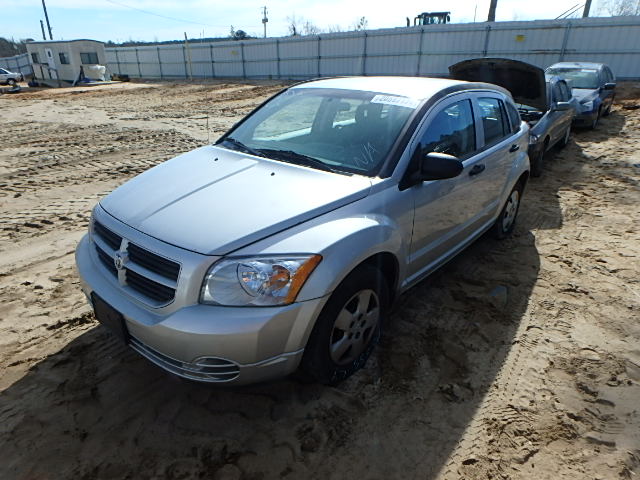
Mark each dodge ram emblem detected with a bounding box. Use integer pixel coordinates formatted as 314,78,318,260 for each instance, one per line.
114,251,126,270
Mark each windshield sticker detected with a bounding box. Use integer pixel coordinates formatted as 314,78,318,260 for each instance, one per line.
371,94,420,109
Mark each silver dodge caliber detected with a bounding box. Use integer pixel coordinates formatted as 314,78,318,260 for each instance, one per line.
75,77,530,385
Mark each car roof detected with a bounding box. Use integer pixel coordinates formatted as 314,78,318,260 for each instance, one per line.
547,62,606,71
292,76,486,100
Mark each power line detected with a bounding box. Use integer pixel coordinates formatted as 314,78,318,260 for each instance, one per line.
103,0,257,29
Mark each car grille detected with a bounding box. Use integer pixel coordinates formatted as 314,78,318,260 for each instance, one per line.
129,336,240,382
92,220,180,306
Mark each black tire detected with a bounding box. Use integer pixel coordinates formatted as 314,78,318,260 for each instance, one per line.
298,264,389,385
491,182,523,240
7,79,16,86
590,108,601,130
530,142,546,178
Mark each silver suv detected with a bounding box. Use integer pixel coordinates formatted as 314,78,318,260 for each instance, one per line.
75,77,530,385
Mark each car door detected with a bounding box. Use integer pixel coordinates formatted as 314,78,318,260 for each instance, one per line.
469,94,518,214
407,92,516,280
557,80,575,131
406,94,479,279
548,82,567,144
0,68,7,82
601,66,615,110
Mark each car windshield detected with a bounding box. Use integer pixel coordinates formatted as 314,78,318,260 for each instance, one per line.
217,87,418,176
546,68,599,89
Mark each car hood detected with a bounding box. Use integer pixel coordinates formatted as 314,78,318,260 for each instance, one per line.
449,58,548,112
100,145,372,255
571,88,598,103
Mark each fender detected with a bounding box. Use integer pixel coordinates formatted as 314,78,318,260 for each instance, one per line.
232,213,409,302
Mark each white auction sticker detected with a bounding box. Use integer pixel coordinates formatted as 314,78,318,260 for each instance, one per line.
370,94,420,109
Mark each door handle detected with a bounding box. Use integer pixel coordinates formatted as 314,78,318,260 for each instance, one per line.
469,164,485,176
509,144,520,152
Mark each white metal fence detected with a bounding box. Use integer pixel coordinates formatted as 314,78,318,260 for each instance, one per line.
105,16,640,80
0,53,33,77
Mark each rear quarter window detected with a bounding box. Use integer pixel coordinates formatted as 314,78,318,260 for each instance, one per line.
505,101,521,133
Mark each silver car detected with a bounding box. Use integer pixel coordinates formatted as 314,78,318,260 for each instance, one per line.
75,77,530,385
0,67,23,85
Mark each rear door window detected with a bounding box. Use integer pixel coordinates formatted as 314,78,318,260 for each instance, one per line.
478,97,510,146
420,99,476,158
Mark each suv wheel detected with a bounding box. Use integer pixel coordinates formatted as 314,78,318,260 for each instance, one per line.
7,79,16,86
298,264,388,385
492,183,523,239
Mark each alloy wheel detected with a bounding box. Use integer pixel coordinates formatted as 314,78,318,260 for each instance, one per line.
329,289,380,365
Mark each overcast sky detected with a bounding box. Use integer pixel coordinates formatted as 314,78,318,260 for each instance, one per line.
2,0,609,43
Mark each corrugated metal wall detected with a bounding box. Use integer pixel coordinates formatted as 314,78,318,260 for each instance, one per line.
0,53,33,77
103,16,640,80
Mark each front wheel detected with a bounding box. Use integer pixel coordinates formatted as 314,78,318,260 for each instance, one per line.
298,264,388,385
492,183,523,239
590,108,601,130
558,125,571,149
530,146,545,178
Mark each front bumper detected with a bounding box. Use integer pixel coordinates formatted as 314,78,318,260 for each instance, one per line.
573,109,598,127
75,234,329,385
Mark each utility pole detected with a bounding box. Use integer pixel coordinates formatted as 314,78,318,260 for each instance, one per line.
40,20,47,41
487,0,498,21
41,0,53,40
582,0,592,17
262,6,268,38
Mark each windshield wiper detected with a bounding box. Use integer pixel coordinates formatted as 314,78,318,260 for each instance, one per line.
256,148,344,174
219,137,264,157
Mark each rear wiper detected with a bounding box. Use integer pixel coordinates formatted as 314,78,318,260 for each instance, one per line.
219,137,264,157
256,148,344,174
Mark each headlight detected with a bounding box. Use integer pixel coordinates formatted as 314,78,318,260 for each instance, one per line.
581,100,594,111
200,255,322,306
529,134,539,145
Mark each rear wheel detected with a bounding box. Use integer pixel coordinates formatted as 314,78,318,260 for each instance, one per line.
492,183,523,239
7,79,16,86
298,264,388,385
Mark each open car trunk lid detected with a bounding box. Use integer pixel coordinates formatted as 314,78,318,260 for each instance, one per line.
449,58,548,112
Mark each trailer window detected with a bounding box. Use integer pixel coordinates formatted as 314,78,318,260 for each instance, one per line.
80,52,99,64
59,52,69,65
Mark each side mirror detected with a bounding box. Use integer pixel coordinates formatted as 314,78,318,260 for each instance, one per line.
420,152,464,181
604,82,616,90
552,101,572,111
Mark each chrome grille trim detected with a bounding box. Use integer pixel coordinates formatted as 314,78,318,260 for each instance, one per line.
92,220,181,307
129,336,240,382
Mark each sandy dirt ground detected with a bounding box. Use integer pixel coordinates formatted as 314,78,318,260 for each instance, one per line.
1,80,639,480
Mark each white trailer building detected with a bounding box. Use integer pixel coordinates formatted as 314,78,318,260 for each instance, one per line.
26,39,107,86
